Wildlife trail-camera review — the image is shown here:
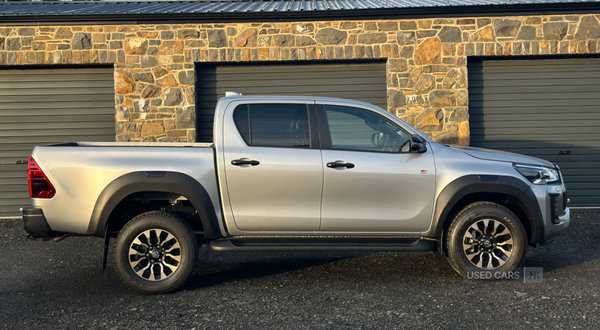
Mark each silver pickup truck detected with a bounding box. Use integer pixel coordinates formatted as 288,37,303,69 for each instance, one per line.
23,94,570,293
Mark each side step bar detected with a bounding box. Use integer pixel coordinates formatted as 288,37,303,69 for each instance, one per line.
209,237,436,252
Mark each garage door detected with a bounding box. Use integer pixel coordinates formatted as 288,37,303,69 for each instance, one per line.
469,58,600,207
195,61,387,143
0,67,115,218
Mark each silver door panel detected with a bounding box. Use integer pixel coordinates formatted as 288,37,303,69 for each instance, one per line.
320,149,436,232
224,147,323,231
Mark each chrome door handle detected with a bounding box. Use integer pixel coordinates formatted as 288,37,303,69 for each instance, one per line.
231,158,260,166
326,160,355,169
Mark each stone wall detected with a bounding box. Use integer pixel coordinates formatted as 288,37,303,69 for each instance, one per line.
1,13,600,144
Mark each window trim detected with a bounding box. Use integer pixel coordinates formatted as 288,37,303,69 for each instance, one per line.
317,104,412,154
315,104,332,150
232,104,251,145
232,103,320,150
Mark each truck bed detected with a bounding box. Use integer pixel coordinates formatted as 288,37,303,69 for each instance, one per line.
31,143,220,234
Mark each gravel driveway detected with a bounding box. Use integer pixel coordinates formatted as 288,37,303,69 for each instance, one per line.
1,210,599,329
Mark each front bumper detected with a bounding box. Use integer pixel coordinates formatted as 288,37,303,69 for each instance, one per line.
538,182,570,243
543,206,570,243
22,208,52,238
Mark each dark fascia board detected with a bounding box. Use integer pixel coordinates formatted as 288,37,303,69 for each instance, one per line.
2,3,600,26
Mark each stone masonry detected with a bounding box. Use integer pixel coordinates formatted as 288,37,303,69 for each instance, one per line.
1,14,600,144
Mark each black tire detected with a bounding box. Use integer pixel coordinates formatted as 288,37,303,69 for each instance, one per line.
446,202,527,278
114,211,198,294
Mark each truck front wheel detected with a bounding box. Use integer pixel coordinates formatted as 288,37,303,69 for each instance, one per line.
114,211,198,294
446,202,528,278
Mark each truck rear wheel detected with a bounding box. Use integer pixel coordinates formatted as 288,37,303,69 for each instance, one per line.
114,211,198,294
446,202,527,278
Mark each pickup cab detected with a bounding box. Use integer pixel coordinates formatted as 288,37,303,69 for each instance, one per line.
23,94,570,293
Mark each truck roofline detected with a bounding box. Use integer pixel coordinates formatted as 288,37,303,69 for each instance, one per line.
219,95,377,108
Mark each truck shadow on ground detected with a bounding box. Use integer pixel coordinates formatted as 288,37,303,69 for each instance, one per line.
185,251,380,290
183,250,454,291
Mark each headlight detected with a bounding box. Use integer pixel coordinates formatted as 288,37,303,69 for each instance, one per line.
514,164,559,185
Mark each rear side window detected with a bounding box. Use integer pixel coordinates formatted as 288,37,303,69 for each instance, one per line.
233,104,310,148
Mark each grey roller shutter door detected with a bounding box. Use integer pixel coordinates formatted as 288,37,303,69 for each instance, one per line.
469,58,600,207
195,62,387,143
0,67,115,218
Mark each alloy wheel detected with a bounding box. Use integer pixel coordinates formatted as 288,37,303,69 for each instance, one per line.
128,229,181,281
462,219,514,269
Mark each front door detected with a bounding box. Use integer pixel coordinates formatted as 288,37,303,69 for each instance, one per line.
318,104,436,233
223,102,323,231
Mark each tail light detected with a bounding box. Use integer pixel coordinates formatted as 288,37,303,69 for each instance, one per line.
28,157,55,198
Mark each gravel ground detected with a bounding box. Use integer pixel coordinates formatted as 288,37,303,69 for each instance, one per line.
1,210,599,330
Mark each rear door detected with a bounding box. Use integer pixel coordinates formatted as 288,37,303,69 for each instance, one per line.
317,102,436,233
221,101,323,231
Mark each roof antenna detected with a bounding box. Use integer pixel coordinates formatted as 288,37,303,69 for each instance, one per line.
225,91,242,97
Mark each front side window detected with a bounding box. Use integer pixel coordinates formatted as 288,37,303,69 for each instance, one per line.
325,105,411,153
233,104,310,148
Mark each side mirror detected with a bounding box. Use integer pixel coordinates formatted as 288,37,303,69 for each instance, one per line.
410,135,427,153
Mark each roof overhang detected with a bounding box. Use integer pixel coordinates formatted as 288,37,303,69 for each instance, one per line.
1,1,600,26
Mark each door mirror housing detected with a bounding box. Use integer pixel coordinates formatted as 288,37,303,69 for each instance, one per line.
410,135,427,153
